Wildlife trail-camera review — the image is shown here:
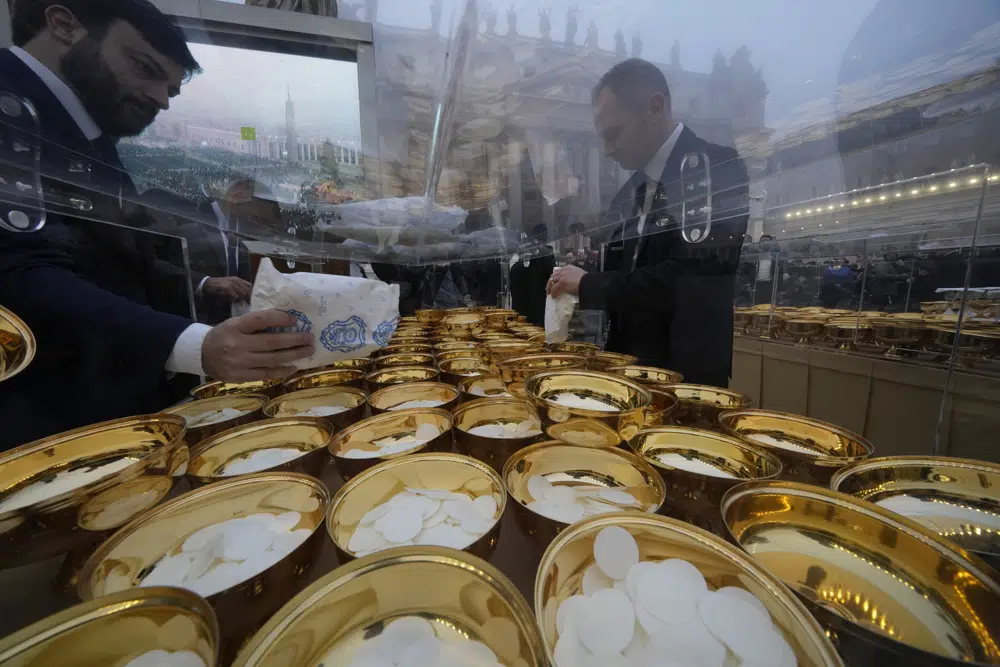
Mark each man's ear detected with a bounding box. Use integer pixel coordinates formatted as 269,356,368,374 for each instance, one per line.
44,5,87,46
648,92,666,116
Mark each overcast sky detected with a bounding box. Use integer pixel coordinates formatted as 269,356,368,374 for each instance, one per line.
164,0,998,142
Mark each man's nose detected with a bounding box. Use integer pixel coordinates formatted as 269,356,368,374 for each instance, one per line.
147,86,170,111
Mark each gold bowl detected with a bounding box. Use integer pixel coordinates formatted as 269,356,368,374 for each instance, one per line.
367,381,460,416
872,319,926,356
262,386,367,431
586,351,639,371
547,341,601,355
503,442,665,552
328,408,453,481
485,310,518,329
889,312,926,323
452,397,545,473
508,382,528,400
630,427,782,535
476,331,516,341
722,481,1000,665
719,409,874,485
374,352,436,369
322,357,374,374
524,370,652,446
327,453,505,562
282,368,366,392
0,414,189,569
782,318,826,344
748,311,781,338
484,340,545,364
414,308,445,324
0,587,219,667
188,417,334,484
164,394,268,447
438,357,492,385
831,456,1000,569
659,383,753,430
436,348,485,363
229,546,546,667
606,364,684,386
0,306,35,383
440,312,484,328
79,473,330,663
375,343,433,357
458,375,512,401
190,379,283,400
365,366,440,392
643,388,679,426
496,353,588,385
434,341,480,353
535,513,845,667
824,318,872,351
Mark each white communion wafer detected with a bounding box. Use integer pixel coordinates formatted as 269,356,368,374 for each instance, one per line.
699,589,784,664
716,586,771,619
344,615,505,667
593,526,639,581
581,563,613,595
577,589,635,655
527,474,553,502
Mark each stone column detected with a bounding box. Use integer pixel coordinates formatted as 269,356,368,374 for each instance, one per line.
507,139,522,229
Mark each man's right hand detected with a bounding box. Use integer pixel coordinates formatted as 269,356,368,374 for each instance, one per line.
202,309,315,382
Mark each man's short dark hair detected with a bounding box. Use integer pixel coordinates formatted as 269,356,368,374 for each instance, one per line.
592,58,671,112
11,0,201,75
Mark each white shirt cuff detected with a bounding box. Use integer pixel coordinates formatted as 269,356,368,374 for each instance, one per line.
195,276,210,296
165,323,212,376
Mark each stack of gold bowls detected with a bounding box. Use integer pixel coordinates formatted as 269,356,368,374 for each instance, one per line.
630,427,782,535
374,352,436,369
0,306,35,383
283,368,366,392
536,513,845,667
719,409,874,485
78,472,330,664
262,386,367,430
328,408,453,481
229,546,547,667
0,414,189,572
660,383,753,430
831,456,1000,570
824,317,872,351
191,378,282,400
586,351,639,371
871,316,926,357
165,394,268,446
327,452,505,562
496,353,588,387
452,397,545,473
367,381,460,415
187,417,335,484
0,587,220,666
377,342,432,357
524,370,652,447
366,365,440,392
723,481,1000,666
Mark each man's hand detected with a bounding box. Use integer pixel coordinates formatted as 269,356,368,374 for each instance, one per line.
202,309,314,382
203,276,253,303
547,264,587,297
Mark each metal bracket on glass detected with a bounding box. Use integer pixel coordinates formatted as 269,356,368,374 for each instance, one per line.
679,151,712,244
0,90,45,233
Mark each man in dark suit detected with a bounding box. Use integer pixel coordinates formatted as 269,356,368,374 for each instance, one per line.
548,59,749,387
0,0,314,448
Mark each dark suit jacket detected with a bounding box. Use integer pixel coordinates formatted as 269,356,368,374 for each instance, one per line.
0,49,193,449
578,126,749,387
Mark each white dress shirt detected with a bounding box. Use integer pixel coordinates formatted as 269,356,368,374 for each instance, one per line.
9,47,211,376
636,122,684,236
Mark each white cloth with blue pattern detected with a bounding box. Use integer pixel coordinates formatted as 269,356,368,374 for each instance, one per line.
249,258,400,370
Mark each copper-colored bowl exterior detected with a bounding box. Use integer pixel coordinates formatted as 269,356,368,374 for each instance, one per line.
719,409,874,485
262,386,367,431
374,352,436,369
328,408,454,481
165,394,269,447
547,341,601,355
282,368,366,392
0,306,35,383
452,397,545,473
367,381,460,415
414,309,445,324
322,357,375,374
525,370,652,446
365,366,440,392
78,473,330,665
458,375,512,402
187,417,334,485
230,546,546,667
659,383,753,430
496,353,588,385
586,351,639,371
630,427,782,536
831,456,1000,568
0,587,220,666
722,481,1000,666
0,414,189,570
643,388,679,426
438,357,492,386
536,513,845,667
327,453,506,563
503,442,666,554
606,364,684,386
191,379,283,400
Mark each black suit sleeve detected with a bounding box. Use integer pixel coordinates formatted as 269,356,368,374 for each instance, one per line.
578,146,748,312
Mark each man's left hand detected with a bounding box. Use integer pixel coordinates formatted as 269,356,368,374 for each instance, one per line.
547,265,586,297
203,276,253,303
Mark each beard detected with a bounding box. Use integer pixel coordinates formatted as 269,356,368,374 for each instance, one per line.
61,37,159,138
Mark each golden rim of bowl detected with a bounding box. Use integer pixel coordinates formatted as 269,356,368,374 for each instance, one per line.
451,395,535,429
630,426,784,480
457,374,512,398
328,407,453,458
326,452,507,553
0,586,219,664
366,366,440,384
605,364,684,385
524,369,653,414
166,393,270,418
659,383,753,409
367,382,460,411
719,409,874,463
230,545,545,667
190,378,281,399
262,386,367,417
323,358,374,370
283,368,366,390
535,512,845,667
0,305,36,383
830,455,1000,490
